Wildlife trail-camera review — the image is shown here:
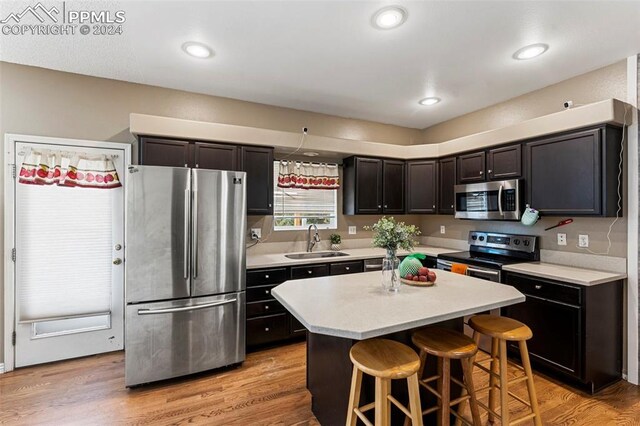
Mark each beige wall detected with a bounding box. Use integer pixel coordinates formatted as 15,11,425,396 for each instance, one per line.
421,60,628,143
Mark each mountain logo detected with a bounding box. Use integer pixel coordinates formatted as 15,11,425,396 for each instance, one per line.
0,3,60,24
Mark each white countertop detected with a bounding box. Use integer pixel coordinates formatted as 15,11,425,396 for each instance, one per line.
246,246,460,270
271,270,525,340
502,262,627,286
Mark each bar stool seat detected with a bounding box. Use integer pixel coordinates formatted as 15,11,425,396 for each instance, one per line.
347,339,424,426
408,328,481,426
467,315,542,426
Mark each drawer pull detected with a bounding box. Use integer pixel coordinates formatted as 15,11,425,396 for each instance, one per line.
265,327,270,332
535,285,542,290
265,305,270,310
345,266,350,271
308,270,313,274
265,274,269,279
265,290,270,294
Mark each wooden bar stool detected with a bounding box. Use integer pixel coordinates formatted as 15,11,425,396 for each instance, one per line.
346,339,424,426
468,315,542,426
404,327,482,426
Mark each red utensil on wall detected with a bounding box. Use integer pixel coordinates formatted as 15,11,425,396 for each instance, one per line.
544,218,574,231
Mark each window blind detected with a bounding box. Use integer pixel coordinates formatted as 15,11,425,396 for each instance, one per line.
16,183,113,321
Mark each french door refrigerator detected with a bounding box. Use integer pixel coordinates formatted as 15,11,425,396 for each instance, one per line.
124,165,246,387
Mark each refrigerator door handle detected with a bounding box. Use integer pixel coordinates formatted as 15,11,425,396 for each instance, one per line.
137,298,237,315
192,172,199,280
183,188,190,279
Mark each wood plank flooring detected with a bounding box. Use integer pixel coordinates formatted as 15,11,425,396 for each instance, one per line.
1,342,639,425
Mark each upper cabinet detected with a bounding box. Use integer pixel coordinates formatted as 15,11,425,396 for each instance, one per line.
438,157,456,215
138,136,274,216
194,142,238,171
487,144,522,180
457,151,486,183
406,160,437,214
140,137,192,167
382,160,405,214
240,146,274,216
343,157,404,215
525,125,622,216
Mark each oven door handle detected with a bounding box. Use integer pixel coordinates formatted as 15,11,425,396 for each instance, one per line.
498,184,504,216
466,267,500,276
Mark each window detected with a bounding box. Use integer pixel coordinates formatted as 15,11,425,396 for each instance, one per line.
273,161,338,230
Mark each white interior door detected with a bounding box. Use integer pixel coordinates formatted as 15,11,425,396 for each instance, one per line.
13,142,125,367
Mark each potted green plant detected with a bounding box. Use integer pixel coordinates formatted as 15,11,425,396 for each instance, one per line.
329,233,342,251
364,217,421,291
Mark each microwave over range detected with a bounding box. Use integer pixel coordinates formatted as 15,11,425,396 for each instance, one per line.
454,179,523,220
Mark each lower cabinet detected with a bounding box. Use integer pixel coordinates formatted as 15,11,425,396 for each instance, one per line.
246,261,365,350
503,272,622,393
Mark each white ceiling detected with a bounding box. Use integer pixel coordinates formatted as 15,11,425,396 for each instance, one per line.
1,1,639,129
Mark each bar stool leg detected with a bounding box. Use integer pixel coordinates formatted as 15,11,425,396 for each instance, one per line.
436,357,451,426
346,366,363,426
487,337,499,424
407,372,424,426
498,340,510,425
519,340,542,426
404,351,428,426
375,377,391,426
460,357,482,426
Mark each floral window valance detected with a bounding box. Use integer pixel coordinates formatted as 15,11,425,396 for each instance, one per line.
18,148,121,189
277,161,339,190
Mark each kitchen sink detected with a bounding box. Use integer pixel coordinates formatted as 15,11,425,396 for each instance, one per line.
285,251,350,259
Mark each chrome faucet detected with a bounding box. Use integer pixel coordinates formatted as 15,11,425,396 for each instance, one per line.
307,224,321,252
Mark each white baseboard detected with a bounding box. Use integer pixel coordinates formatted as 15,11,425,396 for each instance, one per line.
0,363,5,374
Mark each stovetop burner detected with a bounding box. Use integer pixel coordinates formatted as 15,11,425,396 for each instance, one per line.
438,231,540,270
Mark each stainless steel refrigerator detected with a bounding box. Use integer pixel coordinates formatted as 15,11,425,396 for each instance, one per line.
124,165,246,387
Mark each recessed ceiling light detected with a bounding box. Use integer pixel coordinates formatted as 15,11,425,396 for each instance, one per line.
418,97,441,106
372,6,407,30
513,43,548,60
303,152,320,157
182,41,214,59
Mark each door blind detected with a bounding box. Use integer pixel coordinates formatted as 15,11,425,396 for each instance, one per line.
16,184,113,321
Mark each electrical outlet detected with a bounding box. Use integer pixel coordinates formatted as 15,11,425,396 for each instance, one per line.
440,225,446,234
557,233,567,246
578,234,589,248
348,226,356,235
250,228,261,240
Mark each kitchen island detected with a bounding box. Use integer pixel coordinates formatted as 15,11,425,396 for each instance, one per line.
272,270,525,425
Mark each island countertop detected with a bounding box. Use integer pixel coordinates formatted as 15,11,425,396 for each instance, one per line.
271,270,525,340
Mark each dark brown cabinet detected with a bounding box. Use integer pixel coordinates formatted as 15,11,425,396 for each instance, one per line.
194,142,238,171
406,160,437,214
457,151,486,183
487,144,521,180
438,157,456,214
504,272,622,393
240,146,274,216
525,126,622,216
343,157,404,214
140,137,192,167
382,160,405,214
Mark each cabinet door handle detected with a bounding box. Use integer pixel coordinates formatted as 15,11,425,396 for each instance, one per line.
535,285,542,290
479,171,483,175
195,164,199,168
384,205,388,208
433,205,436,208
265,327,270,332
378,205,382,209
488,169,492,174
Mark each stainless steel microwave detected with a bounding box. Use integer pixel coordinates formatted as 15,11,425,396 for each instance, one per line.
454,179,523,220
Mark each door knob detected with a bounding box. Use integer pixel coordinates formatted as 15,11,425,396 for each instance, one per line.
113,258,122,265
114,244,122,251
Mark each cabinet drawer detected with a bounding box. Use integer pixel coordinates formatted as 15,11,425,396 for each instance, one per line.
290,315,307,336
246,300,285,318
507,274,581,306
246,268,288,287
290,264,329,280
247,284,278,303
330,261,364,275
246,314,289,346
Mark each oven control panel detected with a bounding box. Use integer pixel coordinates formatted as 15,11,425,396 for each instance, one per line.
468,231,537,253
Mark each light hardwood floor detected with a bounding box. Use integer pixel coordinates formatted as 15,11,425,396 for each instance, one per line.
0,342,638,425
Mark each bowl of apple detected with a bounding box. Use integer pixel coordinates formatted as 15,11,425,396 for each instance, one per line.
400,267,437,287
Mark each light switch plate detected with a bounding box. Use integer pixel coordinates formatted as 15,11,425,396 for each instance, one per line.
578,234,589,248
348,226,356,235
557,233,567,246
440,225,446,234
